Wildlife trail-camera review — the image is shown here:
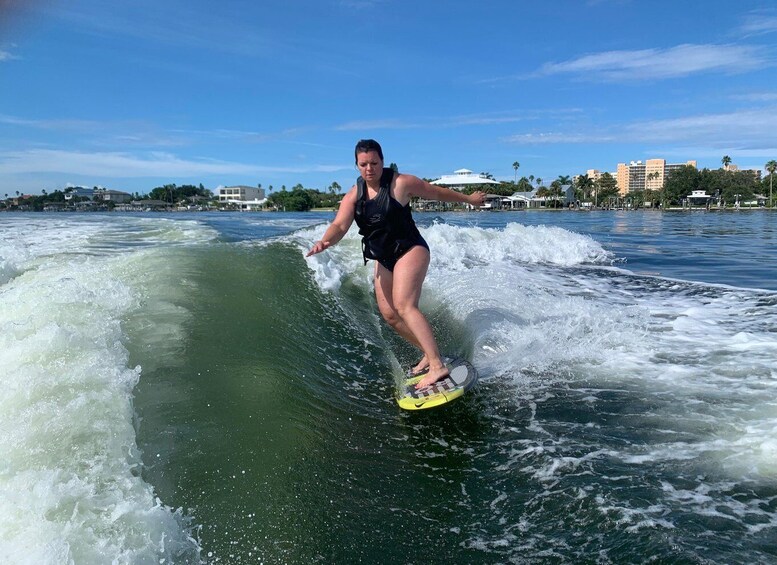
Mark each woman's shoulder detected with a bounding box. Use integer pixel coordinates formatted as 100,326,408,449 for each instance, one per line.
343,184,358,200
394,172,422,189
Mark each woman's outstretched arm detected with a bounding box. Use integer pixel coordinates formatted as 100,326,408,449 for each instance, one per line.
395,174,486,207
306,186,358,256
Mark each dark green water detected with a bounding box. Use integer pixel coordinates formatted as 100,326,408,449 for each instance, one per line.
122,212,777,564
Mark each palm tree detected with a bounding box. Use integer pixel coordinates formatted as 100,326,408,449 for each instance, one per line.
576,174,594,203
548,184,563,208
766,160,777,208
536,177,543,188
512,161,520,184
557,175,571,186
722,155,732,170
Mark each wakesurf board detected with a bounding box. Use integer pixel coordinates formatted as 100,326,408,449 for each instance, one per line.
396,356,478,411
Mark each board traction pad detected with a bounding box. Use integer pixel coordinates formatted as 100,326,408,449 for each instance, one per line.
397,357,478,410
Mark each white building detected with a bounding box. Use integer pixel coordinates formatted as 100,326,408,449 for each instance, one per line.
431,168,501,190
218,185,265,204
501,185,575,209
64,186,132,203
94,188,132,203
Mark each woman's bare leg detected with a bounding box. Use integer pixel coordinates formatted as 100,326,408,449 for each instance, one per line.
380,246,448,388
375,264,422,347
375,261,429,374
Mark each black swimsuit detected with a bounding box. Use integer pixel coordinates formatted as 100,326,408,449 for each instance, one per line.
353,169,429,272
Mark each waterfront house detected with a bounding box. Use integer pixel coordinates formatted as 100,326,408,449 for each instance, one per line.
94,188,132,203
431,168,502,191
686,190,712,207
64,187,95,201
64,186,132,204
503,185,575,209
218,185,265,204
417,168,501,210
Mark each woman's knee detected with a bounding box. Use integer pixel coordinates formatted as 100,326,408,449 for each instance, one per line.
394,300,419,320
378,304,401,327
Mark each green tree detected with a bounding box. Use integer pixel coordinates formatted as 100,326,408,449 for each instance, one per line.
515,177,533,192
267,186,314,211
664,165,701,205
693,168,757,207
721,155,732,170
765,160,777,207
547,184,564,208
389,162,399,173
512,161,520,184
597,172,618,205
535,186,550,206
557,175,571,186
629,190,645,209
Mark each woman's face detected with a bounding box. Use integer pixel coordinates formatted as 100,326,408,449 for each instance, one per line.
356,150,383,183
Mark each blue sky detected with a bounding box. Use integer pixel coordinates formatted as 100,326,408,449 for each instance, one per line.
2,0,777,195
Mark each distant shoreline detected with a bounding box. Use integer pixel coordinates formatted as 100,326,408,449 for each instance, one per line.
0,205,772,214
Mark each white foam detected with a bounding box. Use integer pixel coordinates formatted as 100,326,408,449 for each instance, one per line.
299,219,777,486
0,217,204,563
424,222,613,269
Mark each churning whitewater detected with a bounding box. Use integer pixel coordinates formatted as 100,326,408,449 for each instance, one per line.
1,211,776,564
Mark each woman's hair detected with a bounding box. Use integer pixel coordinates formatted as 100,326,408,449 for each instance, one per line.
354,139,383,163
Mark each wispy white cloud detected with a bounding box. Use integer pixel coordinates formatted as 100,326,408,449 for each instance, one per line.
626,108,777,146
0,113,192,147
0,149,348,178
40,1,277,59
502,107,777,154
737,11,777,37
729,91,777,102
0,49,19,62
336,119,421,131
335,109,584,131
537,44,768,81
503,132,616,144
0,113,308,148
0,113,106,131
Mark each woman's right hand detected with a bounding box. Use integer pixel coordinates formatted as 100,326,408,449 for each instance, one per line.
306,240,331,257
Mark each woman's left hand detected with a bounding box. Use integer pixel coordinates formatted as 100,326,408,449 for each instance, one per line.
469,191,486,207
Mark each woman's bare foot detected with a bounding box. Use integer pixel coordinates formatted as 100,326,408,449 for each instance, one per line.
409,355,429,376
415,363,449,389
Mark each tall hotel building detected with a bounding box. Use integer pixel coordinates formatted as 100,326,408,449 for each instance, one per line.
616,159,697,195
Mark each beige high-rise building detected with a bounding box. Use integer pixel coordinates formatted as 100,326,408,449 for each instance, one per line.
615,159,697,195
586,169,602,182
616,163,630,196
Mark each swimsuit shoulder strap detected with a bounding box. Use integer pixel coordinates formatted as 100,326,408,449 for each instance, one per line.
380,168,394,194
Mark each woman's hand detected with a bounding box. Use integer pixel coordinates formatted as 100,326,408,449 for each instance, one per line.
306,240,331,257
468,191,486,207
